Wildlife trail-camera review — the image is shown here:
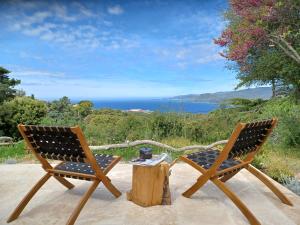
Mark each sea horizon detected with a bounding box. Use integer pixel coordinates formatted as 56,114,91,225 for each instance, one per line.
72,98,219,114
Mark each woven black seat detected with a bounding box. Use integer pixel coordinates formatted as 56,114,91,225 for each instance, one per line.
187,149,241,171
55,154,115,175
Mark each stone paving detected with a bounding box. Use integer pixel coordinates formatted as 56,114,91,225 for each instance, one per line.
0,163,299,225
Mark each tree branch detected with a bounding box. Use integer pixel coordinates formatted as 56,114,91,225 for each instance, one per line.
269,35,300,64
89,139,228,152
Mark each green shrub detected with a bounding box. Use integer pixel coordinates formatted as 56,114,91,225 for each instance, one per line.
258,97,300,147
183,119,205,142
0,97,47,137
149,113,183,139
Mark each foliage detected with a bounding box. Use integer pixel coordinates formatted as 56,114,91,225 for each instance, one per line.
73,100,94,118
256,97,300,146
224,98,266,110
149,113,183,139
2,95,298,149
0,67,20,104
0,92,299,192
41,96,81,126
0,97,47,137
215,0,300,98
215,0,300,64
80,97,299,149
84,111,131,144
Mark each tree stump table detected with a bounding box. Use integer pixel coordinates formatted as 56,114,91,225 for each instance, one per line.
127,162,171,207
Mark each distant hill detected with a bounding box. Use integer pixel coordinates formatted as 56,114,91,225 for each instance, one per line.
171,87,272,103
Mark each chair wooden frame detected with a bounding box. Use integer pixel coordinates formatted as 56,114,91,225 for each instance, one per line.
7,125,122,225
179,118,293,225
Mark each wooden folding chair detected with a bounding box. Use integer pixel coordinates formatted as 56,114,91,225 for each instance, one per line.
179,118,293,225
7,125,122,225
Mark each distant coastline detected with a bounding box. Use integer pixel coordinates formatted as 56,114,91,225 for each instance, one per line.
88,99,218,114
171,87,272,103
67,87,272,114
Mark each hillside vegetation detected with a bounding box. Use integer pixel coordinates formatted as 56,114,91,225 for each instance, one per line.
1,95,299,187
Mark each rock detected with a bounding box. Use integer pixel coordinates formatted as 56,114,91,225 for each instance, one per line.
5,159,17,164
0,136,13,143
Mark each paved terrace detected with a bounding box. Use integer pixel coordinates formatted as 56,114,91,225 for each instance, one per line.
0,163,299,225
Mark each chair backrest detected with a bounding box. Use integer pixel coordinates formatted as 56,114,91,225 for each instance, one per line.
226,118,277,159
19,125,87,162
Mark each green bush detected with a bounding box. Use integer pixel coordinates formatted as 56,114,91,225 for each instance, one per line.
1,94,299,190
183,119,205,142
257,97,300,147
0,97,47,137
149,113,183,139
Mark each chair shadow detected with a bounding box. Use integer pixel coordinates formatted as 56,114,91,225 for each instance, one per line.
171,171,264,203
17,178,132,221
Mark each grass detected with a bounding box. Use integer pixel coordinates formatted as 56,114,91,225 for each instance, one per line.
0,142,33,163
252,144,300,182
0,141,183,163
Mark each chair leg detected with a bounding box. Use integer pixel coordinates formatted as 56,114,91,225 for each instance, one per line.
7,173,51,223
212,178,261,225
247,165,293,206
182,174,210,198
54,176,75,189
66,180,100,225
101,177,122,198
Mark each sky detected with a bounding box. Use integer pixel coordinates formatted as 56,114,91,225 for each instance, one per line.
0,0,237,100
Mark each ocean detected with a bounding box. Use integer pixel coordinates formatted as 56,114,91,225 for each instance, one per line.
87,99,219,114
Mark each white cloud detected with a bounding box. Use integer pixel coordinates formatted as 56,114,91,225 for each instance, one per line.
107,5,124,15
10,11,52,31
4,2,139,50
27,11,52,24
22,23,56,36
12,70,65,78
51,3,77,22
154,41,223,69
175,49,188,60
72,2,96,17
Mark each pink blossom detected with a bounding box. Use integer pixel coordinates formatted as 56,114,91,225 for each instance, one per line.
215,0,278,63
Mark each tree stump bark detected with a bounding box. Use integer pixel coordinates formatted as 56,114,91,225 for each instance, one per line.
127,162,171,207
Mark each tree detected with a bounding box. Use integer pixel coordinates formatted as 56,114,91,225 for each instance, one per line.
0,97,47,137
74,100,94,118
0,67,20,103
224,98,267,111
47,96,74,120
214,0,300,98
42,96,80,126
234,49,291,97
215,0,300,64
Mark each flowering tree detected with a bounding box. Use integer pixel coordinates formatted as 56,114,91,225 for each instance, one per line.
215,0,300,98
215,0,300,65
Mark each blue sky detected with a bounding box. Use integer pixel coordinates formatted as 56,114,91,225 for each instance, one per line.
1,0,237,100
